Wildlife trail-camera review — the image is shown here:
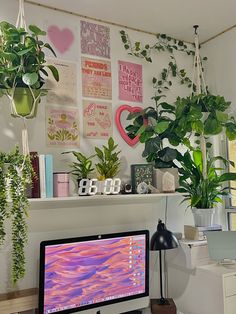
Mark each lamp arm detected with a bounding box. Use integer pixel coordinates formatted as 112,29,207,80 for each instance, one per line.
159,250,165,304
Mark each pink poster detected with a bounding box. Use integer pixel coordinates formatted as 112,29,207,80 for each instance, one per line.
83,100,113,139
119,61,143,103
46,106,80,147
82,57,112,100
80,20,110,58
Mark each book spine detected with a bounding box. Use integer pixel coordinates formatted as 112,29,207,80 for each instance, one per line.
39,154,46,198
30,152,40,198
45,154,53,198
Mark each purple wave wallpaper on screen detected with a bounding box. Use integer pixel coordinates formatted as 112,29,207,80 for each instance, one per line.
43,235,146,314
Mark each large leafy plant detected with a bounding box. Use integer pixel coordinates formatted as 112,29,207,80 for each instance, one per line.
177,150,236,209
0,21,59,91
126,96,180,168
95,137,121,179
0,147,33,284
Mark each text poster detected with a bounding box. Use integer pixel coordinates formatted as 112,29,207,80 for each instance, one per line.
46,106,80,147
80,20,110,58
46,58,77,105
119,61,143,103
82,57,112,100
83,100,112,139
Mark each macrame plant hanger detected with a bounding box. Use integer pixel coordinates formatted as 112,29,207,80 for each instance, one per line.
7,0,40,155
191,25,207,179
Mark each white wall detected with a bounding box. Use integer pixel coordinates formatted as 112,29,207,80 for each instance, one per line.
0,0,195,297
201,28,236,227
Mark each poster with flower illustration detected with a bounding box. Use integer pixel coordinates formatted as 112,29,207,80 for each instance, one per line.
83,100,112,139
46,106,80,147
82,57,112,99
80,20,110,58
118,60,143,103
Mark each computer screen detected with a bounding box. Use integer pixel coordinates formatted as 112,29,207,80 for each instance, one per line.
206,231,236,262
39,230,149,314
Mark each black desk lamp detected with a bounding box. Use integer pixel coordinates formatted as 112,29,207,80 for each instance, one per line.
150,219,178,306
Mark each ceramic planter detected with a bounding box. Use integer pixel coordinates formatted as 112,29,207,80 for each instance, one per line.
11,87,41,118
191,207,216,227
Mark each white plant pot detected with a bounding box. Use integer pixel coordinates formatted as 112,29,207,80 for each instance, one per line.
191,207,216,227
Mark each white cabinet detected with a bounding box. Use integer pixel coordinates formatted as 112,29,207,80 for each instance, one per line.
168,253,236,314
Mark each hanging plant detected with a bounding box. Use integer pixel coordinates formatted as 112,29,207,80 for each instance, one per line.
0,21,59,118
120,30,207,95
0,147,33,284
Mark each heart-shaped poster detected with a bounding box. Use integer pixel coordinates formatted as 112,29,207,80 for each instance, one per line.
48,25,74,54
115,105,144,146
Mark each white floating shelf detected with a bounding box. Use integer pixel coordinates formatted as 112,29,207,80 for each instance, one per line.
29,193,184,210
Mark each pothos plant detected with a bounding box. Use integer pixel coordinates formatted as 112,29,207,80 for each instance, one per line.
120,30,207,95
126,96,181,168
0,147,33,284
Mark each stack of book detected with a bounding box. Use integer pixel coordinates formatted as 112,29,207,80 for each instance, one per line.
30,152,53,198
184,224,222,241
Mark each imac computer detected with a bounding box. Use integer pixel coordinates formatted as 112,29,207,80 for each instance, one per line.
39,230,149,314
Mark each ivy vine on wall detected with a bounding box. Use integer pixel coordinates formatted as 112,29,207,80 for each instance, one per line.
120,30,207,95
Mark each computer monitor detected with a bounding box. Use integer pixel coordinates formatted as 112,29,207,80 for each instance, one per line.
206,231,236,262
39,230,149,314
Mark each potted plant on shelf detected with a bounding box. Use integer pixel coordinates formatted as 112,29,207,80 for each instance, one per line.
126,96,180,191
0,21,59,118
177,149,236,226
95,137,121,180
62,151,95,186
0,146,33,284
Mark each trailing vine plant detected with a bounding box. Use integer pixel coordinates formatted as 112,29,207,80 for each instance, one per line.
120,30,207,95
0,147,33,284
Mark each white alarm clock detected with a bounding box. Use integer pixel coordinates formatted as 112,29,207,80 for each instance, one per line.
78,178,121,196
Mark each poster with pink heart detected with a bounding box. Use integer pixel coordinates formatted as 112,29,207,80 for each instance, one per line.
82,57,112,100
46,23,77,60
80,20,110,59
83,100,113,139
119,61,143,103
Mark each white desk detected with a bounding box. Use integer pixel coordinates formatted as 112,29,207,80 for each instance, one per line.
168,240,236,314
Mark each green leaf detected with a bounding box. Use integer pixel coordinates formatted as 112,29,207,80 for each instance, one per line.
135,125,146,136
44,43,57,57
47,65,59,82
204,115,222,135
154,121,169,134
29,24,46,36
22,72,38,86
216,111,228,122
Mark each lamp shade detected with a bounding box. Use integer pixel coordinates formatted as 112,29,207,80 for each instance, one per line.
151,219,178,251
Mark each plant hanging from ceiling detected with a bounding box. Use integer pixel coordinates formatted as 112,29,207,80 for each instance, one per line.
120,30,207,95
0,147,33,284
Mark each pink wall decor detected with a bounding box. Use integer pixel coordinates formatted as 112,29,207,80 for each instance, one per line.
118,61,143,103
80,20,110,58
48,25,74,54
115,105,144,146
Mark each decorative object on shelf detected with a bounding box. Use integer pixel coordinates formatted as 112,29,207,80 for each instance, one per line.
137,182,149,194
95,137,121,180
120,182,132,194
115,104,144,146
150,220,178,310
131,164,153,194
53,172,69,197
176,26,236,226
78,178,121,196
0,146,33,284
153,168,179,193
